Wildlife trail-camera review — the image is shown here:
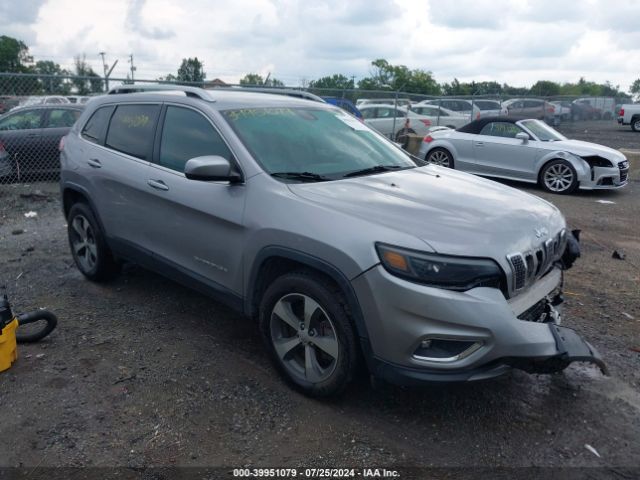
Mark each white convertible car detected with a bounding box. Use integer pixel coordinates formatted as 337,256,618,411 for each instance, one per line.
418,117,629,194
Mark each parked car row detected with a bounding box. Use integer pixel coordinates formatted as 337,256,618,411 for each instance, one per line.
56,84,606,398
0,95,92,114
0,104,84,181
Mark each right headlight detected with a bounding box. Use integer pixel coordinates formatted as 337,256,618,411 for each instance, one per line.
376,243,506,292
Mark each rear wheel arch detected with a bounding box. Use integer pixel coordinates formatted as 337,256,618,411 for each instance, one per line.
425,146,455,168
62,185,110,243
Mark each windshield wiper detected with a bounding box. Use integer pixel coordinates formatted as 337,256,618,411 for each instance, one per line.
342,165,412,178
271,171,330,182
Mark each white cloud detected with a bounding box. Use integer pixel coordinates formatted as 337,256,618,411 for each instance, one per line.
2,0,638,91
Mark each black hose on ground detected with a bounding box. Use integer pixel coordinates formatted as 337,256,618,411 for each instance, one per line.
15,310,58,343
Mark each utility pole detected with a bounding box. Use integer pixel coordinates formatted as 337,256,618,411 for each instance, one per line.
128,54,136,83
99,52,118,91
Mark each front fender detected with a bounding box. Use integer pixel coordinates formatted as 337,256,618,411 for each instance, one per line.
535,151,590,183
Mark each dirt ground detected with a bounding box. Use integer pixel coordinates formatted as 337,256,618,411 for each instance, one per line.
1,122,639,477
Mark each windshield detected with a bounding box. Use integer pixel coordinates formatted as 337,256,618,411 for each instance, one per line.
222,107,416,181
520,119,566,142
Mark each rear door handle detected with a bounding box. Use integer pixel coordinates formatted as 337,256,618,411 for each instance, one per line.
27,133,40,138
147,179,169,191
474,142,484,147
87,158,102,168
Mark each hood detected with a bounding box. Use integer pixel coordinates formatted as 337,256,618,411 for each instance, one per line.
288,166,565,258
544,139,626,162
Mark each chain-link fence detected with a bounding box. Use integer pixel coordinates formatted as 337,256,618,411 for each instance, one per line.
0,72,630,185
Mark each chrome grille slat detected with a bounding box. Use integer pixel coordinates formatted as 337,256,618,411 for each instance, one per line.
507,229,566,295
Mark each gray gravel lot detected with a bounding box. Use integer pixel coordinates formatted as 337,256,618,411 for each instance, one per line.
0,121,639,477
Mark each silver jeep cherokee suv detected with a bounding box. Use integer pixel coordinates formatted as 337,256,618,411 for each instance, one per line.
60,85,605,396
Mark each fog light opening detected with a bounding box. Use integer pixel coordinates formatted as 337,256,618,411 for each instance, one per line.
413,338,483,362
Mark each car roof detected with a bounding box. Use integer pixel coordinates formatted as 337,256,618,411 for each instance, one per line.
6,104,84,113
93,88,335,112
456,116,519,133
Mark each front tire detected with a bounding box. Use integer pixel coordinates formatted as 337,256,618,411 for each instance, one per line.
259,271,358,397
426,147,454,168
67,203,120,281
540,159,578,194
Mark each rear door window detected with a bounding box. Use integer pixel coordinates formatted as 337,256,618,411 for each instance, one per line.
105,104,160,160
158,106,232,173
46,109,82,128
82,106,114,144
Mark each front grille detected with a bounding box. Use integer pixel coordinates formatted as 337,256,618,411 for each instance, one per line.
619,161,629,183
509,254,526,290
507,229,566,295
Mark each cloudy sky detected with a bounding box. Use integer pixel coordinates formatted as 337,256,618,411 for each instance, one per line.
1,0,639,91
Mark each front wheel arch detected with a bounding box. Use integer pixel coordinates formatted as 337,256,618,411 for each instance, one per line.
246,247,369,342
538,158,579,194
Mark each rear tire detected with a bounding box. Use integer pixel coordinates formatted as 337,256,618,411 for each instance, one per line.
67,203,120,282
631,117,640,132
539,159,578,194
426,147,454,168
258,271,359,397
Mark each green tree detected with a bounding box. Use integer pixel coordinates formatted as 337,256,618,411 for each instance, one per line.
357,59,440,94
630,79,640,101
177,57,205,83
309,74,354,90
34,60,71,94
239,73,264,86
530,80,561,97
157,73,178,83
72,55,103,95
0,35,32,72
265,77,284,87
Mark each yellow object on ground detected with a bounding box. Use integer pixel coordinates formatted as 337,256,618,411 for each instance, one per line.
0,318,18,372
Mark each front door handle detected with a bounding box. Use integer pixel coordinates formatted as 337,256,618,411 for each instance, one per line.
147,179,169,191
474,142,484,147
87,158,102,168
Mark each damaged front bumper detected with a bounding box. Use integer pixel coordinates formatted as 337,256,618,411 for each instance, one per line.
354,230,607,386
505,323,608,376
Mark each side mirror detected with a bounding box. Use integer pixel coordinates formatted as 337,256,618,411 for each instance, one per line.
184,155,242,183
516,132,530,143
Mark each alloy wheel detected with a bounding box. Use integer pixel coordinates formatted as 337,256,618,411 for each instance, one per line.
70,214,98,272
270,293,339,383
543,164,574,192
428,150,451,167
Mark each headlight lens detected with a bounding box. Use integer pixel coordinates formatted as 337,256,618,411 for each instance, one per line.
376,243,505,291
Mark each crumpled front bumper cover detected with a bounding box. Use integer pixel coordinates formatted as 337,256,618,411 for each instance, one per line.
505,324,608,375
366,324,607,386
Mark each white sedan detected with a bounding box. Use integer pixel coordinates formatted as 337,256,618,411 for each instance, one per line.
403,104,470,129
418,117,629,194
359,104,433,139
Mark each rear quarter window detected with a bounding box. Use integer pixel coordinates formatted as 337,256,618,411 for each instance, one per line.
82,106,114,144
105,104,160,160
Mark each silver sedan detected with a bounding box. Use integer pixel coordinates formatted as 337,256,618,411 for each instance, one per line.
418,117,629,194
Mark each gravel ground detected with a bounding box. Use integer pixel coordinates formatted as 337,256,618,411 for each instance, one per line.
557,119,640,150
0,123,639,477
